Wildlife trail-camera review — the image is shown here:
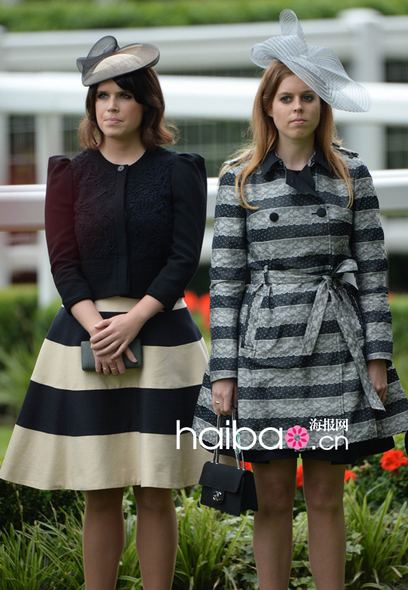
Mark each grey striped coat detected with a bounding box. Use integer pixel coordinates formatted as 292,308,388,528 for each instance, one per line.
193,147,408,452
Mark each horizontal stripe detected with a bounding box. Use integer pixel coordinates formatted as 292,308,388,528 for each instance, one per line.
93,297,186,313
221,380,358,401
17,382,200,436
365,340,393,355
248,192,348,209
214,203,245,218
196,393,408,434
0,425,210,490
357,259,388,273
256,320,341,340
354,227,384,242
47,304,201,348
212,235,247,249
211,326,239,340
248,222,351,242
363,310,392,323
353,195,379,211
210,266,248,281
238,350,353,369
32,338,208,391
211,294,246,308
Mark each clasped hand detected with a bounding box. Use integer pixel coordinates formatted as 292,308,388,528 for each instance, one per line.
90,313,141,375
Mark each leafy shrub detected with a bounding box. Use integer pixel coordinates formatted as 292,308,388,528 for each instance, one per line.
1,0,408,32
351,444,408,509
0,487,406,589
0,293,59,417
0,479,83,531
344,489,408,588
0,285,37,358
173,489,252,589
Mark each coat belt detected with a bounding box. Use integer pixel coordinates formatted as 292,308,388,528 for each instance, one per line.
249,260,385,412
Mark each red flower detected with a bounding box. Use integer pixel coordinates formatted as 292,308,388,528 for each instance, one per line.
184,290,200,312
296,464,303,488
344,470,357,482
380,449,408,472
184,291,210,330
197,292,210,330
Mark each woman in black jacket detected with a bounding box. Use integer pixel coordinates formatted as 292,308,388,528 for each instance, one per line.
0,36,208,590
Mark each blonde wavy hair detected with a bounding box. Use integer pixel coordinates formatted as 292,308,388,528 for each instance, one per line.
226,61,353,209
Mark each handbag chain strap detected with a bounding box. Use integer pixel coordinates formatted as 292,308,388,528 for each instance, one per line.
213,410,245,470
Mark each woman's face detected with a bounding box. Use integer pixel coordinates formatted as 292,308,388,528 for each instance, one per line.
95,79,144,142
269,74,321,144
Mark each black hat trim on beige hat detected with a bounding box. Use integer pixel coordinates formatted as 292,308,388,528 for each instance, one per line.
77,35,160,87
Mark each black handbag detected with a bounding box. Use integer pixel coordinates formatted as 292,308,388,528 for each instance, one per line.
199,414,258,516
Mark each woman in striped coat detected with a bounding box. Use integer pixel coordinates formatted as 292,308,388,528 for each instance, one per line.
193,10,408,590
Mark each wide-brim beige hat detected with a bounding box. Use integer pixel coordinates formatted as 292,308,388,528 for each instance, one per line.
77,35,160,86
250,9,370,113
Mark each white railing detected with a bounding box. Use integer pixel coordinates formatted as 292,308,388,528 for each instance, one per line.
1,9,408,180
0,173,407,304
1,9,408,75
1,73,408,182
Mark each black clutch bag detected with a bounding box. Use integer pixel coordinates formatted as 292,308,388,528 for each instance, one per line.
199,414,258,516
80,338,143,371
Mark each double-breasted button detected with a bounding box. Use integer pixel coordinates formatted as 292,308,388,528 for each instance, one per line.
269,212,279,222
117,165,125,172
316,207,327,217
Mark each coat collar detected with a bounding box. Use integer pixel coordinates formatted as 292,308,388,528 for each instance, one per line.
260,148,331,176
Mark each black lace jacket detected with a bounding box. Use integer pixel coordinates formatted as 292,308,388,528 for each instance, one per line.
45,147,207,312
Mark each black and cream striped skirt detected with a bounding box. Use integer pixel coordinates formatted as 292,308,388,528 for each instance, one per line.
0,297,210,490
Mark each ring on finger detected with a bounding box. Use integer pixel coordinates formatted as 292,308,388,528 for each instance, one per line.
215,401,221,405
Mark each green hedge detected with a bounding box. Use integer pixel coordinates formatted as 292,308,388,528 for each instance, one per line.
1,0,408,32
0,486,407,590
0,286,38,354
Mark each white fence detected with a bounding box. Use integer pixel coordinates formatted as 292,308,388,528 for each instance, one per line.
1,9,408,76
0,172,407,305
1,9,408,179
1,73,408,183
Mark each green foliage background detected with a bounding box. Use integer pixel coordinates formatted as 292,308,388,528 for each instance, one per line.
1,0,408,32
0,485,407,589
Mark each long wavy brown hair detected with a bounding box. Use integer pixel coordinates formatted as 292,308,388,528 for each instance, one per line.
229,61,353,208
78,68,176,150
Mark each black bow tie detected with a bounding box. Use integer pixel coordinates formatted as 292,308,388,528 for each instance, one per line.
285,165,317,197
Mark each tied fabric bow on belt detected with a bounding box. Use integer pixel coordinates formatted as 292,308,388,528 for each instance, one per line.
248,259,385,412
302,259,385,411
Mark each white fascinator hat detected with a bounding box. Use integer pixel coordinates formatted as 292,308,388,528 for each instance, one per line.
250,9,370,112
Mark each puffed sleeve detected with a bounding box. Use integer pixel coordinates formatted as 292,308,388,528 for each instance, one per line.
351,160,393,361
44,156,94,312
208,169,247,382
145,153,207,309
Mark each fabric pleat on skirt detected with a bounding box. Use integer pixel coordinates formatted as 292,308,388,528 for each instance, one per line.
0,297,210,490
